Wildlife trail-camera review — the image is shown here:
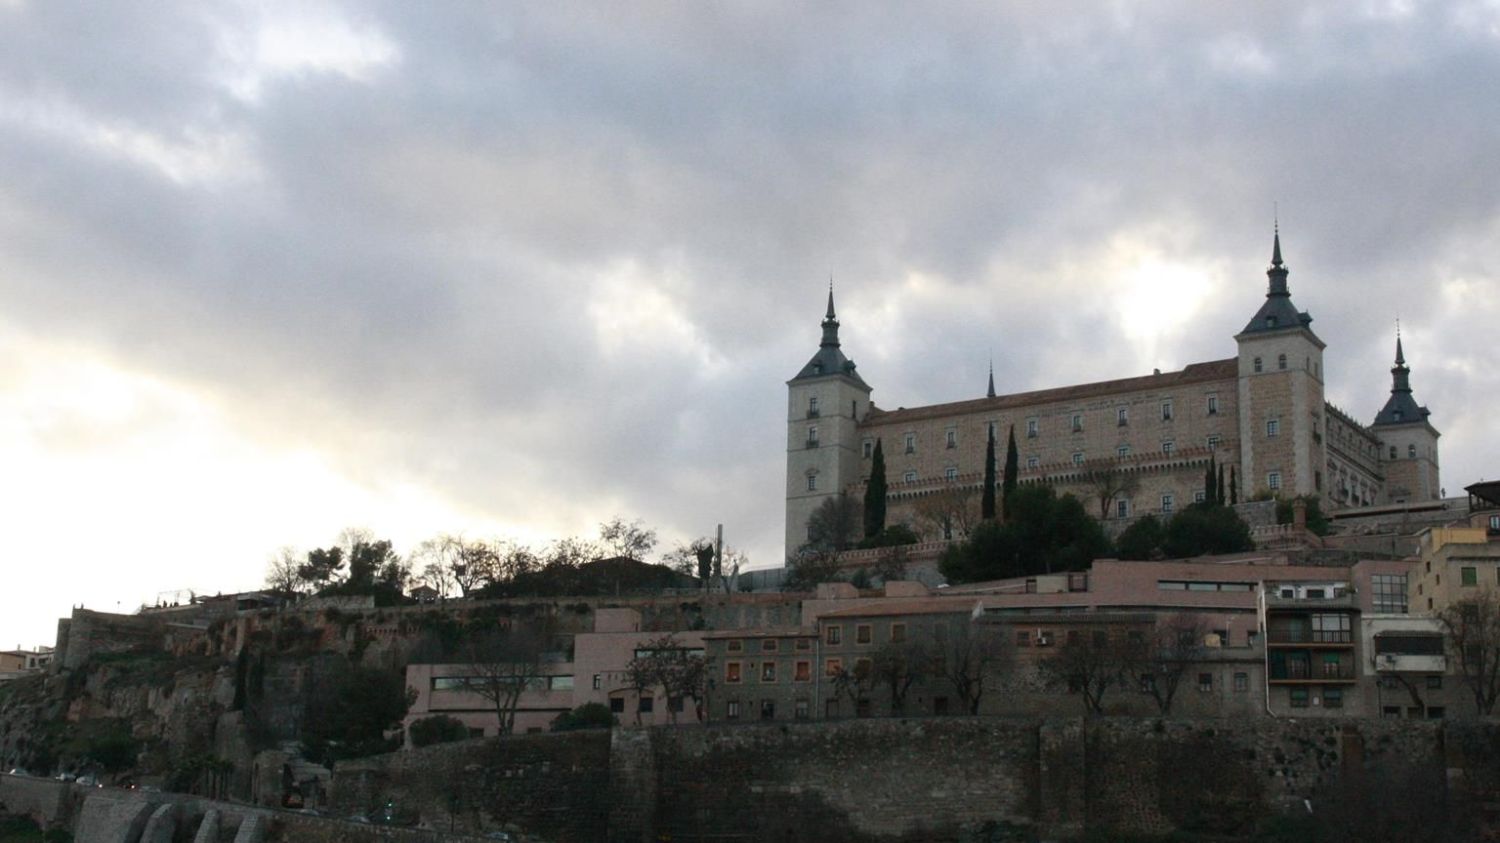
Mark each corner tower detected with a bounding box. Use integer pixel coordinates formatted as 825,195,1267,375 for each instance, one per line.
785,288,872,555
1372,332,1441,502
1235,228,1329,500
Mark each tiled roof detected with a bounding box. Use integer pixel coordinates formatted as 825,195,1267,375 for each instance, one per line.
863,359,1238,426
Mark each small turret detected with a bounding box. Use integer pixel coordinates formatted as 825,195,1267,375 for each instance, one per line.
1373,330,1428,426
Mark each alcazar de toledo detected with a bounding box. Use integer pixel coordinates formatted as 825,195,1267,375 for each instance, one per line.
785,229,1441,554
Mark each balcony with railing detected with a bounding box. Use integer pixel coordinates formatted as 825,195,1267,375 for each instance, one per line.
1268,652,1358,684
1266,616,1356,648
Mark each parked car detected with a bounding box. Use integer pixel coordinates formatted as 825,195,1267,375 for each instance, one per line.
7,768,31,777
76,775,101,787
54,772,76,782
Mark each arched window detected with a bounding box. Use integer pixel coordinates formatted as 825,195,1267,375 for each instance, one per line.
1277,353,1287,370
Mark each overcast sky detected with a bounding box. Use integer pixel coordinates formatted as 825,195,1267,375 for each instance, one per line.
2,2,1497,649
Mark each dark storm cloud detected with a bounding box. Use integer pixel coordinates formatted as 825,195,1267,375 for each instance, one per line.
1,0,1496,586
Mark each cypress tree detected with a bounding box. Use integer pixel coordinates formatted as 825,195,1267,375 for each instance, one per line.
1229,466,1238,505
864,438,887,538
1002,425,1019,520
981,427,998,521
1216,464,1226,507
1204,455,1217,506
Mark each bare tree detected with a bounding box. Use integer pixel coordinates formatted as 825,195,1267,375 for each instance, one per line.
1084,466,1140,520
1439,591,1500,715
912,484,980,541
495,539,540,583
930,620,1012,715
1040,626,1140,715
828,660,874,715
599,516,658,560
1138,614,1207,714
264,546,302,599
872,544,910,584
784,550,842,591
546,536,600,568
870,639,929,715
804,494,861,552
412,534,499,598
458,626,553,736
624,634,709,724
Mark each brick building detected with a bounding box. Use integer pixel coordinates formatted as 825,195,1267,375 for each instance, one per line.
785,230,1442,553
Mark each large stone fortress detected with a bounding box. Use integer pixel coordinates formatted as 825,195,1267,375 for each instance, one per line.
785,231,1441,553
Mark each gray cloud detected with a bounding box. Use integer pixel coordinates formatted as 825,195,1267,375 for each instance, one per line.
2,1,1497,643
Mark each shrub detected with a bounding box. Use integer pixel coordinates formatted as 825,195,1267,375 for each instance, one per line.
407,715,470,748
550,703,615,732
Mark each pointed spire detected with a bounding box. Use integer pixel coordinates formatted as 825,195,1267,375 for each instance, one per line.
1265,222,1289,297
1395,320,1406,366
986,359,996,399
819,283,841,349
1271,220,1283,268
825,280,837,321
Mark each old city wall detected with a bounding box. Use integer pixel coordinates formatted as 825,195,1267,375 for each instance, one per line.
313,716,1475,842
55,610,165,671
328,731,613,842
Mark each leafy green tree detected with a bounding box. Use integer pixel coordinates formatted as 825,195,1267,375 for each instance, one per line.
1115,515,1165,561
301,661,415,764
1162,504,1254,558
296,547,345,591
981,428,998,521
1002,426,1019,518
939,486,1109,583
408,715,470,748
864,438,887,538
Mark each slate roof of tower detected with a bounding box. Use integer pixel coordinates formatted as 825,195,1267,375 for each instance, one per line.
1238,230,1321,344
789,288,871,389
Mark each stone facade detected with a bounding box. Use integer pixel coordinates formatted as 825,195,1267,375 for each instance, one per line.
785,232,1443,554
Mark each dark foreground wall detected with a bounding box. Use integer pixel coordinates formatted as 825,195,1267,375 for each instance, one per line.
323,717,1487,843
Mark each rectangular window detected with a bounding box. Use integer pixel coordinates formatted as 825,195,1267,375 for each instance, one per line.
550,675,574,691
807,426,818,447
1207,434,1220,450
1026,457,1039,469
1117,499,1129,518
1198,673,1212,692
1268,472,1282,491
863,440,873,459
795,638,811,651
807,474,817,491
794,660,811,682
856,624,872,644
825,626,842,645
1161,494,1174,514
903,470,917,483
761,638,778,652
610,698,625,714
1290,688,1309,708
905,433,916,454
946,429,957,448
725,662,741,683
1311,614,1352,644
1072,452,1084,465
1266,419,1280,437
727,639,743,652
1207,395,1219,415
1234,672,1248,692
760,700,775,720
723,700,737,719
1462,567,1478,587
1194,491,1206,504
639,696,654,713
807,396,819,417
1117,407,1129,426
593,674,602,690
1016,630,1031,647
761,662,776,682
1323,688,1343,709
1254,357,1263,373
1371,575,1409,614
1027,418,1039,438
1117,445,1130,457
794,698,810,720
1278,353,1287,370
825,698,839,718
1162,440,1174,454
824,658,842,677
891,623,907,643
1426,675,1443,690
1162,401,1173,421
945,467,958,481
1071,413,1083,432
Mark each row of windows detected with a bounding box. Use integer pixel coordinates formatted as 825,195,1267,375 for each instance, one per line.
724,660,814,684
430,675,574,692
725,638,812,653
876,397,1224,456
1250,353,1319,376
724,698,811,720
824,623,906,646
886,437,1226,483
